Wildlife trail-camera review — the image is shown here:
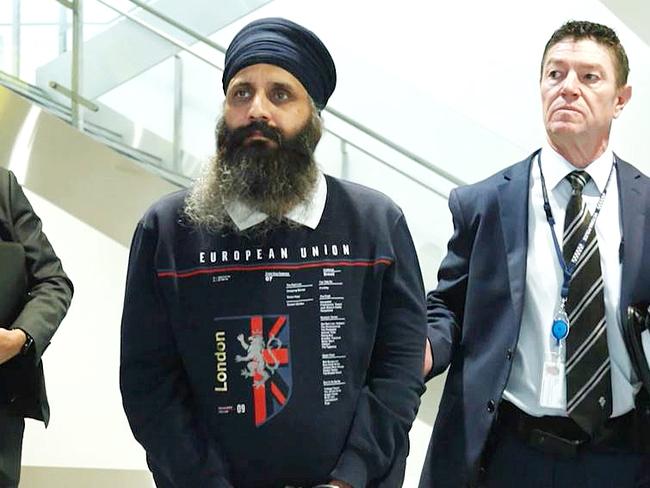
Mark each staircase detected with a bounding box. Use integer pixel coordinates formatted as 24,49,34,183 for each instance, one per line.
0,0,460,279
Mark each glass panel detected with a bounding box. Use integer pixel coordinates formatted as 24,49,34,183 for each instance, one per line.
90,52,176,173
341,144,451,288
314,131,346,179
60,0,268,181
176,51,223,177
68,0,182,175
2,0,459,278
19,0,60,24
0,0,63,81
82,0,145,40
0,5,12,24
0,26,13,74
3,0,276,183
20,25,60,84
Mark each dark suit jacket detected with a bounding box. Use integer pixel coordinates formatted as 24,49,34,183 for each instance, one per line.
419,151,650,487
0,167,73,425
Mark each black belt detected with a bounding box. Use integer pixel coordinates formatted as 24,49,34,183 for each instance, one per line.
497,401,642,458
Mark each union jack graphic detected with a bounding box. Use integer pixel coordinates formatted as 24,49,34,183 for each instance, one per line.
235,315,291,427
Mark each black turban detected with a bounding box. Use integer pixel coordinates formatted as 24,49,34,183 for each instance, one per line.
222,17,337,110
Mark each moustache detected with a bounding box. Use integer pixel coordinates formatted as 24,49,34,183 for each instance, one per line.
226,121,283,148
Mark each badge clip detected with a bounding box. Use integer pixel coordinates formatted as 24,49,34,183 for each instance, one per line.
552,301,569,346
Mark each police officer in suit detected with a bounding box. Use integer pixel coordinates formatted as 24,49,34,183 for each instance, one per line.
420,20,650,487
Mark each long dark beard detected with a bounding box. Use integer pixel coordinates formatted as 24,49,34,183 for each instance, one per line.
183,110,322,234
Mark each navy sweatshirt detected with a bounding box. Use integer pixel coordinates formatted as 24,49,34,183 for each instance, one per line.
120,175,426,488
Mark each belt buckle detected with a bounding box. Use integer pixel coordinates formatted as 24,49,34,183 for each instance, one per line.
528,428,583,458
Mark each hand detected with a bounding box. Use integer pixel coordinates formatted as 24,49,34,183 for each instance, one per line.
328,481,352,488
0,328,26,365
422,338,433,377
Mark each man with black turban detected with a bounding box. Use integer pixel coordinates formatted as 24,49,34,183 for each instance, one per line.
120,17,426,488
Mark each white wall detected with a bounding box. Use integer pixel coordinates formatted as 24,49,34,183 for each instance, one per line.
20,189,145,471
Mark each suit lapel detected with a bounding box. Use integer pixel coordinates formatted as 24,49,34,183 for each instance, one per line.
497,153,535,324
617,156,648,315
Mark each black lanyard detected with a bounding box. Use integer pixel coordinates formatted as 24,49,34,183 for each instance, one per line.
537,152,615,300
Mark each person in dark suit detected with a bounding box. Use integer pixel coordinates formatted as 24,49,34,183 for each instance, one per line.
420,21,650,487
0,167,73,488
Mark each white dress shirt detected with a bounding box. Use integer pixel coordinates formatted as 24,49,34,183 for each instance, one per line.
503,142,637,417
225,172,327,231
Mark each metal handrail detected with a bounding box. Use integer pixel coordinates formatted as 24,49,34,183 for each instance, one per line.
326,107,463,186
0,70,48,95
114,0,465,190
0,72,129,142
94,0,222,71
127,0,228,54
327,127,449,200
49,81,99,112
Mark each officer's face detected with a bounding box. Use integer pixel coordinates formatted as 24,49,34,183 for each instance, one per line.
540,38,631,145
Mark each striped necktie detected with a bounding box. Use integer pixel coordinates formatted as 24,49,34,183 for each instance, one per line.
564,170,612,436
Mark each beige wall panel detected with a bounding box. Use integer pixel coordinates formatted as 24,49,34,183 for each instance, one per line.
0,85,180,246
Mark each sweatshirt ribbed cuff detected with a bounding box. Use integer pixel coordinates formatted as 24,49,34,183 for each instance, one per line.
330,448,369,488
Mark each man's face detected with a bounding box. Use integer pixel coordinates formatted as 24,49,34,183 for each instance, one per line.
181,63,322,233
223,63,313,147
540,38,631,144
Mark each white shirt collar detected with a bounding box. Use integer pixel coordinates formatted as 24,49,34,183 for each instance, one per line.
540,141,615,193
225,171,327,231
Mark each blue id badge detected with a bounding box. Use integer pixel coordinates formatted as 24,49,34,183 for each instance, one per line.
552,308,569,345
540,306,569,409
